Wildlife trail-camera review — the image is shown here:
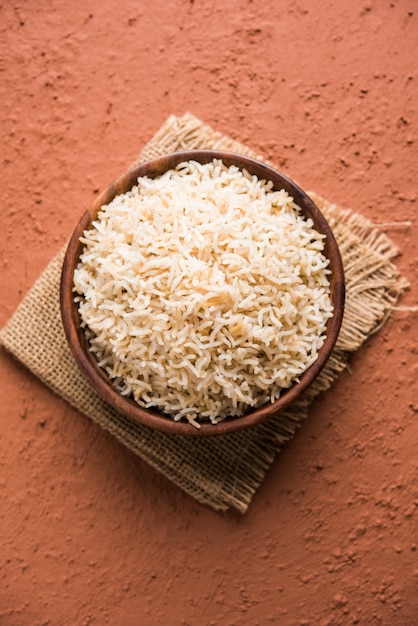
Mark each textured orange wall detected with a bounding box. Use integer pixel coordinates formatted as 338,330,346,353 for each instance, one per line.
1,1,417,624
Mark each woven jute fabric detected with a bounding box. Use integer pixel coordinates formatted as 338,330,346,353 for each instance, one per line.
0,113,408,513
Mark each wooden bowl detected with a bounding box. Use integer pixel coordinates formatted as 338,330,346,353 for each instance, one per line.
60,150,345,436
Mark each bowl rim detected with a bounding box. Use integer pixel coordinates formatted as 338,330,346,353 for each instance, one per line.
60,149,345,436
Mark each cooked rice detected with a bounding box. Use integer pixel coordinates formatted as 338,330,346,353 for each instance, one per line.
73,159,333,427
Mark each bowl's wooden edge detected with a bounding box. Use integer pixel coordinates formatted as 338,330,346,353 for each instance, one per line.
60,150,345,436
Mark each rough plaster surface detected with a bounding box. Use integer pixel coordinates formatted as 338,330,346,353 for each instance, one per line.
1,1,417,624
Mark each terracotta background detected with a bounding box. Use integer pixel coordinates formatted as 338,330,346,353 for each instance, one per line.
1,1,417,624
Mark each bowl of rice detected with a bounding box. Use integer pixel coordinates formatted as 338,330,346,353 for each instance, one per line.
60,150,345,435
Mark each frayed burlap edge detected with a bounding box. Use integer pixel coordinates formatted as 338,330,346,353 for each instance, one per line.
0,113,409,513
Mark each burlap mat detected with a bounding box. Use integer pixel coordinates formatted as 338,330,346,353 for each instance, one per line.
0,113,408,513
